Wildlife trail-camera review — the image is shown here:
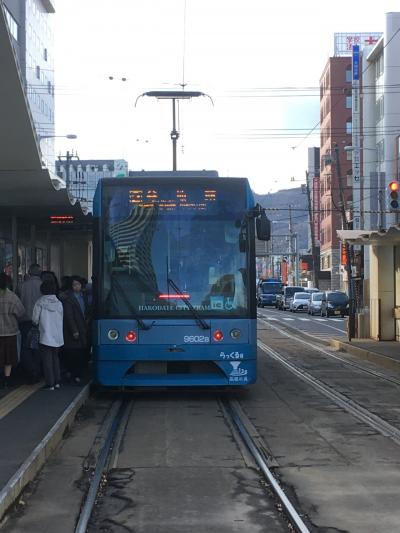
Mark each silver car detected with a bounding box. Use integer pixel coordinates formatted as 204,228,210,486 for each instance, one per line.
289,292,311,312
308,292,324,315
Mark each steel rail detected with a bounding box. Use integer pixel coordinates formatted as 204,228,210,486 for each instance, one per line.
75,399,129,533
258,317,400,388
258,340,400,446
224,399,311,533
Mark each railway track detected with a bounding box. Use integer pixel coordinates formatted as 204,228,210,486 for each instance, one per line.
75,394,311,533
258,316,400,388
257,319,400,447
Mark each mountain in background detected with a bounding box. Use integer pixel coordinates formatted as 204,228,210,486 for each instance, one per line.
254,187,309,252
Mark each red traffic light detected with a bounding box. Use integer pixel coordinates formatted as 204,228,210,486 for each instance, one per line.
389,181,399,192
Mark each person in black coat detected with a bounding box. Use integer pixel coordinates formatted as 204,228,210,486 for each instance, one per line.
61,276,91,382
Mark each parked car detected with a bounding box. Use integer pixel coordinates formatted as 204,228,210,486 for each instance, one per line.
277,286,305,310
304,287,320,295
308,292,324,315
289,292,311,312
320,291,349,317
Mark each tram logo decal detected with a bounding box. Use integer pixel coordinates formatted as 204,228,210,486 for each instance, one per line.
219,351,244,360
229,362,248,377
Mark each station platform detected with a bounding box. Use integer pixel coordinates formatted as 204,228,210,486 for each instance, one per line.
330,338,400,372
0,381,90,521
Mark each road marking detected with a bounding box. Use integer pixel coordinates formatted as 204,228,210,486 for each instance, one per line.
297,317,310,321
331,318,344,322
282,318,294,321
314,318,327,322
0,382,43,421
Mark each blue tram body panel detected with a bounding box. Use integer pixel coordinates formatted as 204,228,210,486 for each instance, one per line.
93,171,258,387
94,318,257,386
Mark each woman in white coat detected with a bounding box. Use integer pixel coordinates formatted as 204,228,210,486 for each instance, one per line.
32,279,64,390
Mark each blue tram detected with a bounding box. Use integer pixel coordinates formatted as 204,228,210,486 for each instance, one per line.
92,171,269,387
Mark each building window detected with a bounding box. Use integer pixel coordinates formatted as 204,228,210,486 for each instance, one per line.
346,170,353,186
346,66,352,82
375,53,384,79
346,149,353,161
44,48,48,61
376,139,384,163
346,119,352,135
376,96,384,122
36,65,40,79
48,81,52,94
397,136,400,180
346,96,352,109
4,7,18,41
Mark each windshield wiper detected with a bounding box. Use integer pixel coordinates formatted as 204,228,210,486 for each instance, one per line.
112,276,152,330
167,278,210,330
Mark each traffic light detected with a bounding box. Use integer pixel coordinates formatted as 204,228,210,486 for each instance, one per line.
388,181,400,211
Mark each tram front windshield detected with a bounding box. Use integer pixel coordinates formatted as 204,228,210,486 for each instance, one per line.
101,182,249,318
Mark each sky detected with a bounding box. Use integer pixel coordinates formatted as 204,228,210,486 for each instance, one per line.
53,0,400,194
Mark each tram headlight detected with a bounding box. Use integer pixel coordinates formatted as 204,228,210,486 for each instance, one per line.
230,328,242,340
107,329,119,341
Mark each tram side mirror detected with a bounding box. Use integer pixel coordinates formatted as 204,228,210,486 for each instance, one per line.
256,214,271,241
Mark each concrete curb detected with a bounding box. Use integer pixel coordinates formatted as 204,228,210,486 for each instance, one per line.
330,339,400,372
0,383,91,521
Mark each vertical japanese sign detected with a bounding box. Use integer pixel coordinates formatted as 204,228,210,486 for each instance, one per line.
352,45,361,230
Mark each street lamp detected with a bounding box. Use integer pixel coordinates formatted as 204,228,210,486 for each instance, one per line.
344,145,376,152
38,134,78,172
38,134,77,141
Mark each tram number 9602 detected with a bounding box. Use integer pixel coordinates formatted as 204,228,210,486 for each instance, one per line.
183,335,210,343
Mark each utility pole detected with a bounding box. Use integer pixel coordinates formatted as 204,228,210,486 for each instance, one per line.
305,171,319,288
136,90,213,171
334,143,355,341
171,98,179,170
58,150,79,191
288,205,294,285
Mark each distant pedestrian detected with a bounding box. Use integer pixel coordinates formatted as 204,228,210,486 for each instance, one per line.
61,276,90,383
41,271,60,296
59,276,71,299
32,280,64,391
3,264,13,291
19,264,42,383
0,273,25,388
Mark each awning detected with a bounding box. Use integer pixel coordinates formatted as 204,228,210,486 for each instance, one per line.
337,227,400,246
0,3,85,218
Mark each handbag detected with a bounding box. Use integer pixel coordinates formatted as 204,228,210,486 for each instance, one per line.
27,325,40,350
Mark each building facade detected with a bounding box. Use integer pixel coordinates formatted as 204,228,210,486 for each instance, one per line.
3,0,55,170
361,14,400,232
359,13,400,338
56,159,129,212
319,57,354,289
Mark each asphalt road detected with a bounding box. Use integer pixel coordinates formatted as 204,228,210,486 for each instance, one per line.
258,305,347,340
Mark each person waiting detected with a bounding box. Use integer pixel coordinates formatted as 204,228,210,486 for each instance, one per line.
0,273,25,388
32,280,64,391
